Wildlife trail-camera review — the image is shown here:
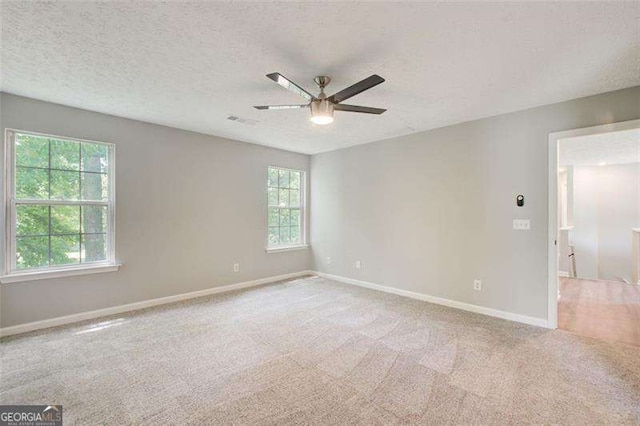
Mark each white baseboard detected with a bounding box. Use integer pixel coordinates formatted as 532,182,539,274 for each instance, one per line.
313,271,551,329
1,269,550,337
0,270,313,337
558,271,570,277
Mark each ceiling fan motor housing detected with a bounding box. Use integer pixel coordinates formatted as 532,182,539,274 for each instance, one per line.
310,98,334,124
311,98,334,114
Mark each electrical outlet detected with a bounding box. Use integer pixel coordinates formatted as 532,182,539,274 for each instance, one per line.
233,263,240,272
326,257,332,265
513,219,531,230
473,279,482,291
355,260,361,269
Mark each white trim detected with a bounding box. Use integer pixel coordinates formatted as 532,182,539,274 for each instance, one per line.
558,271,570,278
4,129,15,274
547,119,640,330
0,270,313,337
313,271,551,328
0,263,122,283
266,244,309,253
13,199,109,206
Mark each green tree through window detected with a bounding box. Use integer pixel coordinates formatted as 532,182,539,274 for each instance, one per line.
9,131,114,271
268,166,304,247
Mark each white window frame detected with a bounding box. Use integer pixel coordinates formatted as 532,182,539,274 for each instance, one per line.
266,166,308,252
1,129,119,283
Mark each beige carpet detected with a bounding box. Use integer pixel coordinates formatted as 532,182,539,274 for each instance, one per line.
1,275,639,424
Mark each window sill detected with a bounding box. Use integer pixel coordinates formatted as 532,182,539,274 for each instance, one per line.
0,263,122,284
265,245,309,253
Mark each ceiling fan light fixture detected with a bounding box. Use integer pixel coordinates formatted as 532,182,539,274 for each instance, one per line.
310,114,334,125
255,73,386,125
310,99,334,125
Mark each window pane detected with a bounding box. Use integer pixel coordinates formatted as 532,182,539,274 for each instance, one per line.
268,167,279,187
278,169,290,188
51,205,80,235
82,205,108,234
16,236,49,269
50,138,80,171
290,208,300,228
279,227,290,244
267,167,303,248
50,170,80,200
268,227,279,245
268,207,279,226
50,235,80,266
81,142,109,173
279,208,290,226
82,233,107,263
290,171,300,190
81,172,108,201
268,187,278,206
290,189,300,207
290,226,300,243
11,134,113,272
16,167,49,199
16,134,48,168
278,189,290,207
16,205,49,236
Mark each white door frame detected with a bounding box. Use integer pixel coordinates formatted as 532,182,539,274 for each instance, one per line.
547,119,640,329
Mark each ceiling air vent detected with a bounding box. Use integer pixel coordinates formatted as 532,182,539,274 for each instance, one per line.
227,115,258,125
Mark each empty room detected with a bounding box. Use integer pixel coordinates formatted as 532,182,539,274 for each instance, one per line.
0,1,639,424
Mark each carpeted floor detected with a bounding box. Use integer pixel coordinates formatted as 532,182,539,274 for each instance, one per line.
1,275,639,424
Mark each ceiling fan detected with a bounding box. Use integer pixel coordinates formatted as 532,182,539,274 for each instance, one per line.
254,73,386,125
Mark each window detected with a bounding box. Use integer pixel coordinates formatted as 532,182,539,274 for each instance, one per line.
4,130,115,276
267,166,305,249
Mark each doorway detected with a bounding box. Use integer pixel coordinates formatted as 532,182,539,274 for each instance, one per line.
548,120,640,346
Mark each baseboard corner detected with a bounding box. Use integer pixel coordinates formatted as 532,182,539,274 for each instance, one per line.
311,270,550,329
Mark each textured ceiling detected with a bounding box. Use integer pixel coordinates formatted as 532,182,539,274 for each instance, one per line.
560,128,640,166
1,2,639,155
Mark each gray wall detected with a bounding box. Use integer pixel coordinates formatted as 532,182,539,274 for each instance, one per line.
572,163,640,282
2,87,639,328
572,166,600,279
597,163,640,282
0,93,311,327
311,86,640,321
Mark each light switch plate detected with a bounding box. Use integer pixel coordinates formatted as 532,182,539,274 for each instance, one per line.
513,219,531,230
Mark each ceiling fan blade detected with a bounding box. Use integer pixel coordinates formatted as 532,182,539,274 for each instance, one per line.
327,75,385,104
254,105,309,110
334,104,387,114
266,73,315,101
